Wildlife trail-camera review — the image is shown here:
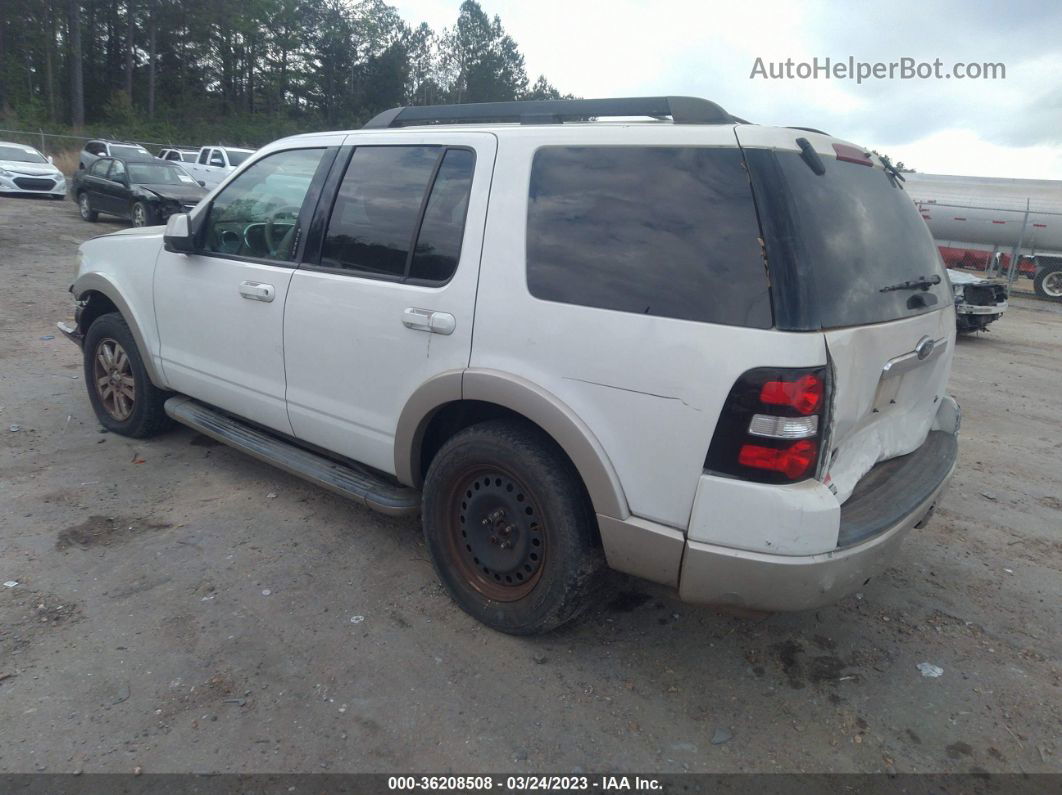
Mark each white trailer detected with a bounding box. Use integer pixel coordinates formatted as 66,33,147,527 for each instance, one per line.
904,172,1062,300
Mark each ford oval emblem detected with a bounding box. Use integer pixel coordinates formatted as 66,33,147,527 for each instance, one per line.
915,337,935,360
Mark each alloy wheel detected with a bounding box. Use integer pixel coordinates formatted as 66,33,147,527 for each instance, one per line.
79,194,90,219
92,338,136,421
132,204,146,227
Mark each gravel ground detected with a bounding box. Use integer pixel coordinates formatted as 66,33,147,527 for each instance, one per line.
0,193,1059,775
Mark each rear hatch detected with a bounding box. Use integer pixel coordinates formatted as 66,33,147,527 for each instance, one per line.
736,127,955,503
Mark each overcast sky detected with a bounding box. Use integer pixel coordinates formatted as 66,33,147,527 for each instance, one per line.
392,0,1062,180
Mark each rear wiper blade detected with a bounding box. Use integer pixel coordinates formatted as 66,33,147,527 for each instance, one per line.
879,275,941,293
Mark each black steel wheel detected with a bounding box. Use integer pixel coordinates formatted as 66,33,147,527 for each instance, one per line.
447,466,547,602
422,419,607,635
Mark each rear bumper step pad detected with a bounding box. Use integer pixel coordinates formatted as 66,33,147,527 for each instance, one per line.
164,396,420,517
837,429,957,548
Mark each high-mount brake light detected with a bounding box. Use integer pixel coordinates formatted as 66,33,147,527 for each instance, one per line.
833,143,873,166
704,366,830,484
759,373,823,415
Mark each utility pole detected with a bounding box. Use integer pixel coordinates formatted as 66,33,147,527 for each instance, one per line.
1007,198,1031,284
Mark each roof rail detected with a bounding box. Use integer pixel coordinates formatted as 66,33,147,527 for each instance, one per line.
363,96,742,129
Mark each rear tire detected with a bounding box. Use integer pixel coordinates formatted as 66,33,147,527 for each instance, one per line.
422,419,607,635
83,312,172,438
1033,265,1062,301
78,191,98,222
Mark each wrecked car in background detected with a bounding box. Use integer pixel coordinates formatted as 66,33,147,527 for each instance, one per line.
948,268,1008,333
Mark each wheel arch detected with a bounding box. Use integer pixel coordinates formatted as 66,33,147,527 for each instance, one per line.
73,273,165,386
395,369,629,520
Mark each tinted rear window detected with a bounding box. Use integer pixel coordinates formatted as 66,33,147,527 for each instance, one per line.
110,145,151,161
526,146,772,327
745,149,949,330
321,145,474,284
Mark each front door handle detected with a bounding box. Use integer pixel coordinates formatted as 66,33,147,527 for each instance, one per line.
402,307,456,335
239,281,275,302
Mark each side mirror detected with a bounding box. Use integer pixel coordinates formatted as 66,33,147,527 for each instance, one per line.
164,213,195,254
48,155,54,164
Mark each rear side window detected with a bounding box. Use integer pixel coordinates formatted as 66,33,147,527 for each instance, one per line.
526,146,771,327
321,146,475,284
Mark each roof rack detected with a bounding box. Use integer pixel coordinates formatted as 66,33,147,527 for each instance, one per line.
363,96,743,129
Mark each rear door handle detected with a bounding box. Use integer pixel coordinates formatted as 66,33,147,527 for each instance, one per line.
402,307,456,335
239,281,275,302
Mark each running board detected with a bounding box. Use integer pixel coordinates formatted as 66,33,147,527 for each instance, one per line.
164,396,420,517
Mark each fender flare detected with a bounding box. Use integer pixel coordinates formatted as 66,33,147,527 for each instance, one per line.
73,272,165,387
394,368,629,520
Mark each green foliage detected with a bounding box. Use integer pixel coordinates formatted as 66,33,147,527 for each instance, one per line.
0,0,566,147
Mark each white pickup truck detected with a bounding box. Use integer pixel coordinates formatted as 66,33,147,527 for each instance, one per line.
183,146,255,189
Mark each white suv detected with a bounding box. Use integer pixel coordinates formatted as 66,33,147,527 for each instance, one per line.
58,97,959,634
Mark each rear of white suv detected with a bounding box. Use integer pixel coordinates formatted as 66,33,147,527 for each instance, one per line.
61,96,957,635
470,116,957,616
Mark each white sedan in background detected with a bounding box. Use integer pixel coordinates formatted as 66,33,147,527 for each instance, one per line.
0,142,67,198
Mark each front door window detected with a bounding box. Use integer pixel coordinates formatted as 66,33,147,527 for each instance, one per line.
202,148,325,262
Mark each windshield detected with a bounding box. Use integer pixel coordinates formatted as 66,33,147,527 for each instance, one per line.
226,149,252,166
0,145,47,164
110,144,152,161
745,149,949,330
128,163,197,186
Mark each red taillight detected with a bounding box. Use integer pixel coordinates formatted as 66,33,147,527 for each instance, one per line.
738,440,818,480
759,374,823,415
705,366,829,484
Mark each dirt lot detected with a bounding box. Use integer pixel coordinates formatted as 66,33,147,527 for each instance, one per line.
0,194,1059,775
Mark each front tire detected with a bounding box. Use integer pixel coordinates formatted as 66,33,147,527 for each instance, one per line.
131,201,157,228
83,313,172,438
422,419,607,635
78,192,98,222
1033,265,1062,301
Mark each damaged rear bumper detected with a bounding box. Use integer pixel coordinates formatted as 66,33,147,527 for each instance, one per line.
677,472,949,610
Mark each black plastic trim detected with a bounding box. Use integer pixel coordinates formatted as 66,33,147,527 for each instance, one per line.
363,96,738,128
837,430,957,548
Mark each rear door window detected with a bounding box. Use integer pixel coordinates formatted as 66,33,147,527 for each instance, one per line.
320,145,475,284
526,146,772,327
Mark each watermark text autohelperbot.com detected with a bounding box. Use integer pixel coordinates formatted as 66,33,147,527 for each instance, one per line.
750,57,1005,83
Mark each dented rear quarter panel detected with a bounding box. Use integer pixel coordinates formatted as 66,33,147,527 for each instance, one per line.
472,127,828,530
